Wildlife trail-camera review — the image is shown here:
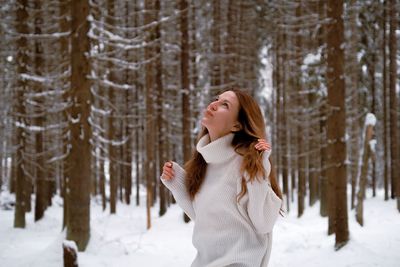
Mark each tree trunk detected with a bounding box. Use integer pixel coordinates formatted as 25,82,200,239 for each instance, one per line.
211,0,222,91
63,240,78,267
388,0,399,210
180,0,191,223
67,0,91,251
106,0,118,214
382,0,389,201
274,30,284,212
124,127,132,205
14,0,29,229
279,30,290,212
295,1,305,218
348,0,361,209
367,25,377,198
135,92,140,207
100,160,106,211
132,0,141,208
144,0,155,229
34,0,47,222
308,124,319,207
318,0,328,218
153,0,167,217
320,113,328,217
326,0,349,250
60,0,70,230
356,124,374,226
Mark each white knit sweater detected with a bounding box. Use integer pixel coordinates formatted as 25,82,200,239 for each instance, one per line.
161,133,282,267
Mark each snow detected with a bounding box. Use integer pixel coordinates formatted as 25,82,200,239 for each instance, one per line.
0,190,399,267
369,139,377,153
303,52,321,66
63,240,78,252
365,113,376,126
20,73,47,83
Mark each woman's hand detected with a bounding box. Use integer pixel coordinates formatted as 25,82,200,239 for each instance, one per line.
161,161,175,180
254,139,271,152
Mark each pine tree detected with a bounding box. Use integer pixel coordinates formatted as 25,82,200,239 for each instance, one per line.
67,0,91,251
326,0,349,250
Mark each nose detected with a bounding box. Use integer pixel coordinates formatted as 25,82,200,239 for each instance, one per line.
209,101,217,111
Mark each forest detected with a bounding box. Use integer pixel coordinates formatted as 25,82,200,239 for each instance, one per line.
0,0,399,266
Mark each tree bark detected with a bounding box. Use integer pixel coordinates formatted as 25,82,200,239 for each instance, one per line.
14,0,29,229
326,0,349,249
67,0,91,251
295,1,305,218
278,29,290,212
318,0,328,218
388,0,399,210
63,241,78,267
382,0,389,201
144,0,155,229
34,0,48,222
356,124,374,226
106,0,118,214
180,0,191,223
60,0,70,230
320,113,328,217
211,0,222,91
154,0,167,216
348,0,361,209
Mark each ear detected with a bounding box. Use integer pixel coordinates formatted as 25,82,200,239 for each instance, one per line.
231,122,242,132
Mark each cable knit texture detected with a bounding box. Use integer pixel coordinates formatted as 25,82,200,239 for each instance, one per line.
161,133,282,267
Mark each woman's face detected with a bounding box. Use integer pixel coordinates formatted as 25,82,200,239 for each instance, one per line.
201,91,241,141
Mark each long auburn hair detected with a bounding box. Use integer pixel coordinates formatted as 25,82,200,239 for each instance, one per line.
184,88,283,204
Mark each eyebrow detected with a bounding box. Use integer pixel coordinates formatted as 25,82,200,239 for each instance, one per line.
216,95,232,104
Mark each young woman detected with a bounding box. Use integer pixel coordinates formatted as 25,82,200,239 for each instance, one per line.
161,88,283,267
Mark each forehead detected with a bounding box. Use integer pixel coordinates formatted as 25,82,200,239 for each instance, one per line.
219,91,239,105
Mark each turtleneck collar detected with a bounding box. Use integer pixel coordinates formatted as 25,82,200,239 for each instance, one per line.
196,133,237,164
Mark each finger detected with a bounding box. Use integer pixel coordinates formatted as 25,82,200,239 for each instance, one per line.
162,174,171,180
162,168,174,178
163,161,173,169
162,171,173,180
255,144,270,151
164,168,175,178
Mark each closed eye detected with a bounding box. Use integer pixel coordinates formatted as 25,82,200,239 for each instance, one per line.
222,102,229,108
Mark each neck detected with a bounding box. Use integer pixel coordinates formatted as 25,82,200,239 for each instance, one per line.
197,132,236,164
208,133,217,142
208,131,225,142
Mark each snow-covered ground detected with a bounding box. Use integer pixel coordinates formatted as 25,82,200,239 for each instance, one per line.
0,190,399,267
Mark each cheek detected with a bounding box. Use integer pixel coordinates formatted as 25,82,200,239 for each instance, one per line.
220,111,237,128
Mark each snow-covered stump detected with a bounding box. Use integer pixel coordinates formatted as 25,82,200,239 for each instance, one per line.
355,113,376,226
63,240,78,267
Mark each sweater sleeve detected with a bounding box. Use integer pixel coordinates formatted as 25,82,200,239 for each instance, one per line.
245,151,282,235
160,162,196,221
